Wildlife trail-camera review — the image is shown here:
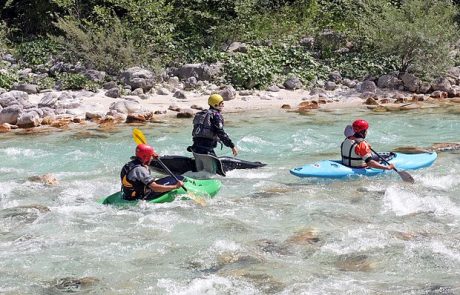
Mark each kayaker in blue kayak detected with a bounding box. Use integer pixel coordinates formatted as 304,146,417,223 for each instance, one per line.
341,119,396,171
187,94,238,157
121,144,184,200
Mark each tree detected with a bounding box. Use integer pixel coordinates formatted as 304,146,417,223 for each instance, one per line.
357,0,459,76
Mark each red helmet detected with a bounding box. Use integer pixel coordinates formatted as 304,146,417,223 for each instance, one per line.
352,119,369,133
135,144,157,164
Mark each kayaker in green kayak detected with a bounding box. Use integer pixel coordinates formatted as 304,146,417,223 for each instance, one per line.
187,94,238,157
121,144,184,201
340,119,395,171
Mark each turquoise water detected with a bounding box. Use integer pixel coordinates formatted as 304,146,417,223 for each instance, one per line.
1,106,459,294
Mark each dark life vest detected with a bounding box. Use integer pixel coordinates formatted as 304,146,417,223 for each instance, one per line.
120,159,147,199
192,109,220,142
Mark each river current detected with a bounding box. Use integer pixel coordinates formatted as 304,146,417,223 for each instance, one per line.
0,106,459,294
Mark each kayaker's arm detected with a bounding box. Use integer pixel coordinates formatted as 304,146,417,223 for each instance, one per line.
366,159,395,170
148,180,184,193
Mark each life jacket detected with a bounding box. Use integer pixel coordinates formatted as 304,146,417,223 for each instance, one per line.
120,159,148,199
341,138,366,167
192,109,219,142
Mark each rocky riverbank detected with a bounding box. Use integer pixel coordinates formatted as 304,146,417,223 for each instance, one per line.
2,65,460,134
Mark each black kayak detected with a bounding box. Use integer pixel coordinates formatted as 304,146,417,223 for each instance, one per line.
150,155,266,176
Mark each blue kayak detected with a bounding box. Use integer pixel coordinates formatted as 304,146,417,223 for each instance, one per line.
290,152,437,179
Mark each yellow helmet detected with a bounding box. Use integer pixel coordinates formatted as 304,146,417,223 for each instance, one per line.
208,94,224,107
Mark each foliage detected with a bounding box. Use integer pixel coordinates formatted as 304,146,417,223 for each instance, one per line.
52,16,143,75
1,0,60,37
57,73,99,91
15,39,62,66
51,0,174,73
0,21,11,55
221,45,327,89
325,52,399,79
356,0,459,76
0,71,18,89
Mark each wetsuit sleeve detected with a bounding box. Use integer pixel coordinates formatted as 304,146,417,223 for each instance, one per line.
129,166,155,185
211,112,235,148
355,141,373,163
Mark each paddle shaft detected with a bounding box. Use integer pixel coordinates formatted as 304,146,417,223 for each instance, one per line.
155,157,188,192
370,147,414,183
370,147,397,170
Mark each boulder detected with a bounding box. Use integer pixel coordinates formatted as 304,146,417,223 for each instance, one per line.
324,81,338,91
219,85,237,101
171,63,222,81
431,77,452,93
173,90,187,99
225,42,249,53
177,109,194,118
358,80,377,93
0,105,23,124
157,87,170,95
0,122,12,132
377,75,402,89
120,67,155,92
103,81,118,90
109,100,141,114
0,91,29,107
105,87,121,98
284,76,302,90
84,69,106,82
328,71,342,82
12,83,39,94
16,112,40,128
401,73,421,92
38,92,59,108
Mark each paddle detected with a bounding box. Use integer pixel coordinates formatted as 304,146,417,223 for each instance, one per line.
132,128,207,206
370,147,415,183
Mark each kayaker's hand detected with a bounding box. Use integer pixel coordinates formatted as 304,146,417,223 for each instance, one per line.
175,181,184,188
387,164,395,170
231,147,238,156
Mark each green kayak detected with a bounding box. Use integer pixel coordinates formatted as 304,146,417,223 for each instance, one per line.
99,176,221,206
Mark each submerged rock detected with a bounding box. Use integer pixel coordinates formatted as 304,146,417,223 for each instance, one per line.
285,228,320,245
48,276,100,292
335,254,376,272
27,174,58,186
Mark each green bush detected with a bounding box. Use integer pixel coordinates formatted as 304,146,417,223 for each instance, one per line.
15,38,61,66
0,71,18,89
0,21,13,55
356,0,459,77
325,52,399,80
221,45,328,89
57,73,99,91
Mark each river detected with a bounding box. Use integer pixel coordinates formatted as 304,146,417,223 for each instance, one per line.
1,106,459,294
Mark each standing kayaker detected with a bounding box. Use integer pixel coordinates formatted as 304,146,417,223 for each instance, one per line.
340,119,395,170
121,144,184,200
187,94,238,157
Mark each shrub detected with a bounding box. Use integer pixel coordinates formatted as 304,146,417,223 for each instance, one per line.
0,71,18,89
356,0,459,77
15,38,61,66
57,73,99,91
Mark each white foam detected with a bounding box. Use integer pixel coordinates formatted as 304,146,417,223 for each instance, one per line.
419,174,460,191
225,169,275,179
158,275,256,295
382,187,460,216
431,240,460,263
1,147,48,158
321,227,387,254
213,239,242,252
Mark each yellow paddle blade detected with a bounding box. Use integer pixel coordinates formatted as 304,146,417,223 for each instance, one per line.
187,192,207,206
133,128,147,145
